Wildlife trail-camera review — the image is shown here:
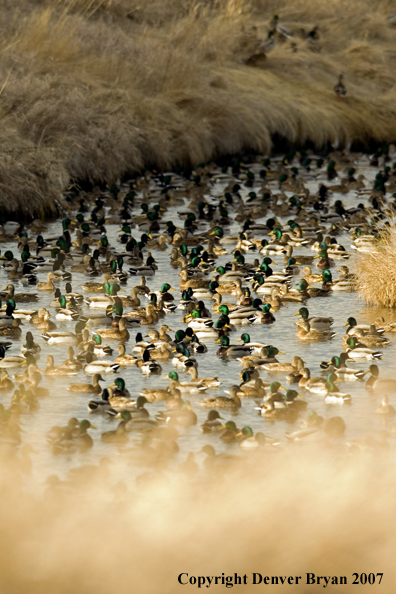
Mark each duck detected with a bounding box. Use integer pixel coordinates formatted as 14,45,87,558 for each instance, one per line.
21,331,41,355
41,329,79,345
298,368,332,394
0,318,22,338
343,317,385,337
107,377,131,399
263,355,305,374
184,365,221,389
199,385,242,408
200,410,224,433
363,364,396,392
0,348,26,369
294,307,333,330
344,337,382,360
113,343,137,366
1,283,39,303
45,355,78,376
68,373,104,393
37,309,57,331
84,355,120,375
236,333,268,354
0,370,14,390
324,378,351,404
249,303,276,324
54,295,81,321
90,333,113,357
97,318,130,342
137,347,162,375
163,371,208,394
60,347,82,372
375,396,396,416
321,354,365,381
296,319,336,341
215,335,252,357
87,388,117,415
37,273,59,292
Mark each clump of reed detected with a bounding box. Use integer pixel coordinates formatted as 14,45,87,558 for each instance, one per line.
2,0,396,217
356,221,396,307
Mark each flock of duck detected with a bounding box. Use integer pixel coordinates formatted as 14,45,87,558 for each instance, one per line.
1,147,396,478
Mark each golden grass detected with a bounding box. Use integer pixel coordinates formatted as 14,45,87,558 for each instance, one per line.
2,0,396,216
356,222,396,307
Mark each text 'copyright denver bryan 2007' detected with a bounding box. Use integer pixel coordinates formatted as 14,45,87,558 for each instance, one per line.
178,573,384,588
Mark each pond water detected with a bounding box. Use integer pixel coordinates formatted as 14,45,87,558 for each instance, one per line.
1,151,395,491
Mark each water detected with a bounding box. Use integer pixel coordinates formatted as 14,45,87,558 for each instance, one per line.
1,152,395,489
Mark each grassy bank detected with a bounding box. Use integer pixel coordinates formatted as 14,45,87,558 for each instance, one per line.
1,0,396,217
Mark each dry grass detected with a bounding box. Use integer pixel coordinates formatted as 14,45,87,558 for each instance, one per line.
356,222,396,307
2,445,396,593
2,0,396,216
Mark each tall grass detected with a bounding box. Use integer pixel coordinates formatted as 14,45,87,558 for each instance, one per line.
356,222,396,308
2,0,396,216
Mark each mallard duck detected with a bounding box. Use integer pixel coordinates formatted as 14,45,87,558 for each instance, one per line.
45,355,78,376
236,333,268,353
0,370,14,390
179,269,210,290
263,355,305,373
94,386,133,413
81,274,112,293
200,410,224,433
83,282,118,308
1,298,37,321
137,347,162,375
249,303,276,324
37,273,59,292
363,364,396,392
301,266,322,284
84,356,120,375
375,396,396,416
1,283,39,303
164,371,207,394
321,355,365,381
344,337,382,360
324,378,351,404
350,327,390,348
90,333,113,357
216,335,252,357
59,347,82,372
184,365,220,388
97,318,130,342
199,385,242,408
37,310,57,331
42,329,79,344
0,318,22,338
332,266,356,291
107,377,131,399
113,343,137,366
88,388,117,415
296,319,336,341
343,317,385,337
294,307,333,330
21,331,41,355
54,296,81,321
298,368,331,394
0,349,26,368
68,373,104,393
